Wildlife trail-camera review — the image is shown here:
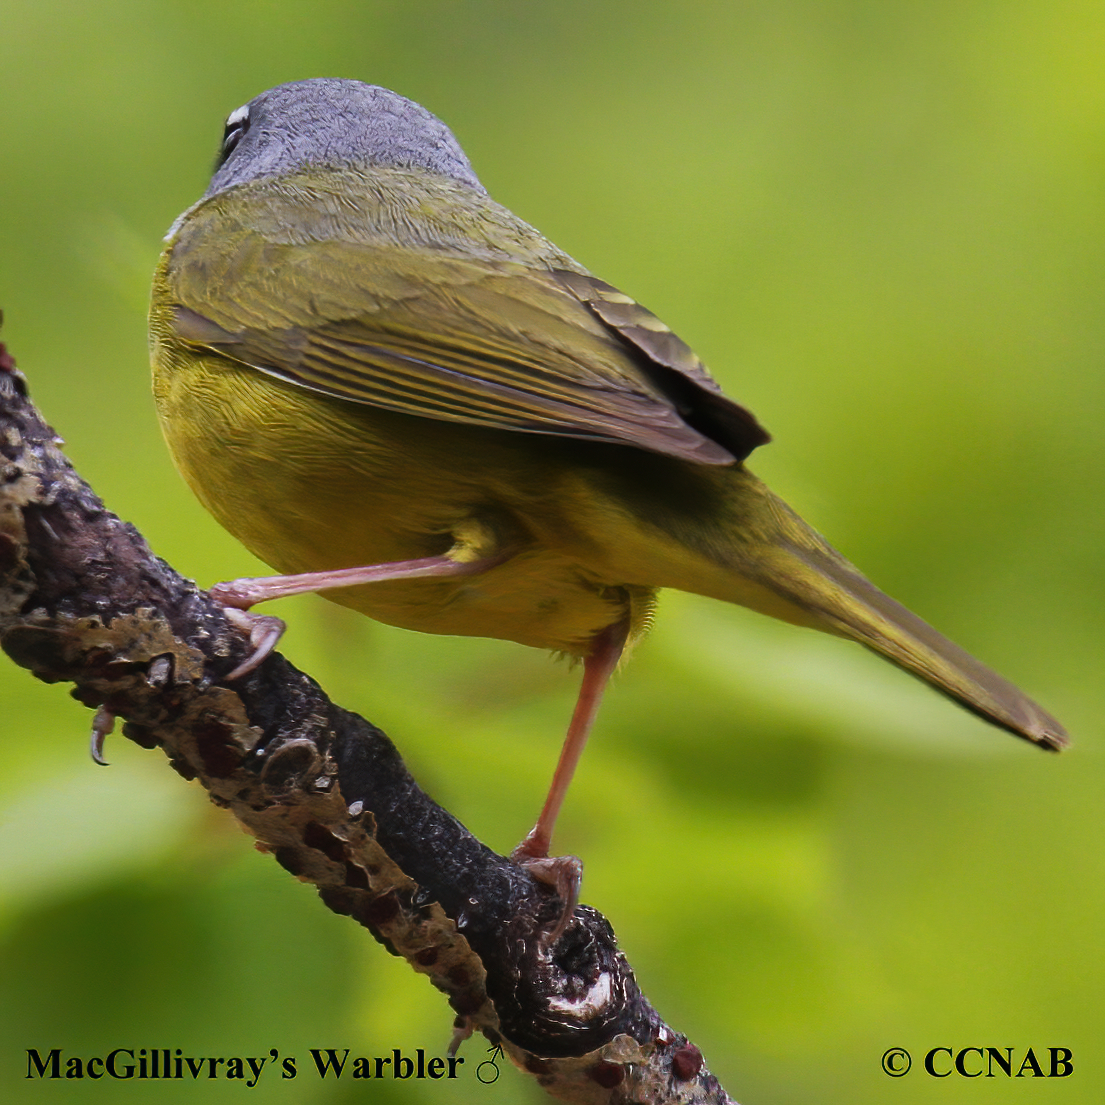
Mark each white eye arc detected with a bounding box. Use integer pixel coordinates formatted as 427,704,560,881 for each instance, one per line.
219,104,251,166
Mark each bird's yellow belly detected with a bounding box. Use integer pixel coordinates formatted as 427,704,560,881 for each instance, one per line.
153,354,643,655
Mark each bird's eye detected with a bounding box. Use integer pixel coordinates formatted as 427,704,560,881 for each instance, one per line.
217,105,250,168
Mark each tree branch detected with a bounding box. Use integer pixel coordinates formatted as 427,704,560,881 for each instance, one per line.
0,335,737,1104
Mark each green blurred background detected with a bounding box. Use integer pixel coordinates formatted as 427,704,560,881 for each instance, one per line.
1,1,1100,1102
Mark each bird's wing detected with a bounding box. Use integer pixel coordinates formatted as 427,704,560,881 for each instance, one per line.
166,205,769,466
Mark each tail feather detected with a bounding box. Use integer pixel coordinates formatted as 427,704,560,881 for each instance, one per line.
773,539,1068,751
659,468,1070,751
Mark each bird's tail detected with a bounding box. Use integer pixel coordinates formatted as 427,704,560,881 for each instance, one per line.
648,467,1068,751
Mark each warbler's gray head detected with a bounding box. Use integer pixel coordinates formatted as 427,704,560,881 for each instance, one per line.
205,78,485,198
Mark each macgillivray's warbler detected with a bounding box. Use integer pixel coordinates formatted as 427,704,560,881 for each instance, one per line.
150,78,1067,932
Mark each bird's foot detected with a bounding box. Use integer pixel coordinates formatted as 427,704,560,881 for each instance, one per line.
90,704,115,765
218,606,288,680
511,830,582,948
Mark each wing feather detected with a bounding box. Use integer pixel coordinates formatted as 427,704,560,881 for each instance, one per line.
166,184,769,465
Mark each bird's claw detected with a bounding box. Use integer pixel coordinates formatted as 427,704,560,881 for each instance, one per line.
220,606,287,680
90,705,115,765
447,1016,473,1057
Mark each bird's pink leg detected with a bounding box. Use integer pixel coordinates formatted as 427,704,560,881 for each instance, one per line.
211,554,504,679
512,617,629,943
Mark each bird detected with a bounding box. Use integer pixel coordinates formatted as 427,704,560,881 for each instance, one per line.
149,78,1067,931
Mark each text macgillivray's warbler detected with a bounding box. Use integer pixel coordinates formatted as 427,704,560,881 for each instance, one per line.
150,78,1067,919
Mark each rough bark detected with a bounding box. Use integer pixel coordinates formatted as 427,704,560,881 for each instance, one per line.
0,337,737,1104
